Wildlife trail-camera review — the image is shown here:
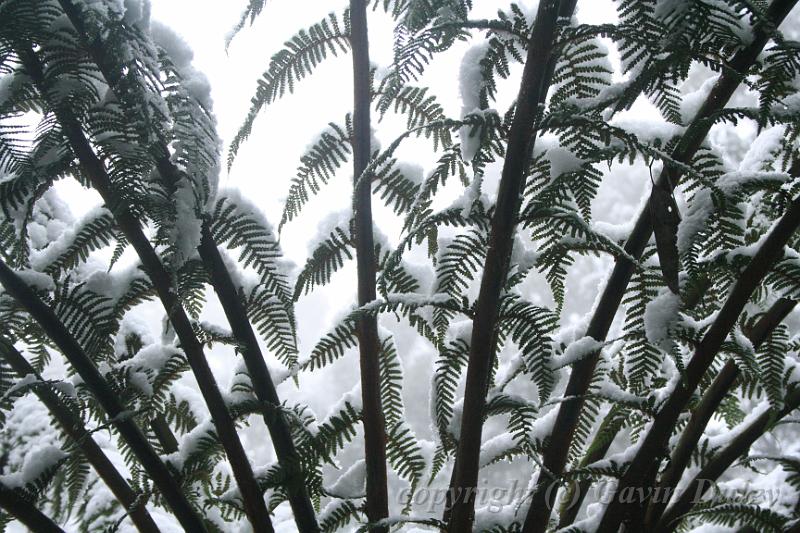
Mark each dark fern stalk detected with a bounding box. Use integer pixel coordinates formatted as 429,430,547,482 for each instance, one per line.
0,482,65,533
522,3,799,531
443,1,577,531
595,167,800,532
349,1,389,530
644,297,797,528
559,297,797,529
556,275,712,528
0,259,207,532
656,384,800,532
14,45,274,533
0,337,161,533
197,227,319,532
53,3,319,528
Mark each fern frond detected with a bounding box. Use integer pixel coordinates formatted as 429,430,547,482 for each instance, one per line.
229,11,352,168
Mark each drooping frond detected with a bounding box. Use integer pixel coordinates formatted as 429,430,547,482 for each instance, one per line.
211,191,293,305
226,0,269,48
280,117,353,230
229,11,352,168
294,223,354,299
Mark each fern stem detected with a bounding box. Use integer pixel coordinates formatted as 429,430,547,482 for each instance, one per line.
15,46,273,533
595,166,800,532
521,2,798,531
559,295,795,528
558,276,713,528
199,226,320,532
349,1,389,530
655,385,800,532
0,337,162,533
644,297,796,528
53,2,319,528
0,259,206,531
443,1,577,530
0,481,65,533
150,414,180,455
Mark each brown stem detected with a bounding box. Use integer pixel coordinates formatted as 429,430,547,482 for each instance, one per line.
557,277,714,528
655,386,800,532
595,180,800,532
522,2,798,530
0,337,161,533
16,46,272,532
0,482,65,533
0,260,205,531
54,2,319,528
198,227,318,532
150,415,179,455
349,1,389,531
445,1,578,530
644,298,796,527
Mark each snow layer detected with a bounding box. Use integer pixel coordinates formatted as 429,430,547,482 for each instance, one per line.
644,290,682,350
458,42,490,162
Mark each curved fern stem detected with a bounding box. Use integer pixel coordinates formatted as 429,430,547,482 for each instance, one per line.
0,337,162,533
0,481,65,533
522,2,799,531
443,1,577,531
15,45,273,533
0,259,206,532
595,164,800,532
350,1,389,530
644,297,797,528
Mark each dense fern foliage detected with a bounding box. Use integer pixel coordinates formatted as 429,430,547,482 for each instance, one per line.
1,0,800,532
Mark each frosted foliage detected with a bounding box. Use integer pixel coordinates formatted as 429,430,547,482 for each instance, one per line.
3,0,800,532
149,21,212,108
644,290,681,350
0,397,66,487
328,459,366,498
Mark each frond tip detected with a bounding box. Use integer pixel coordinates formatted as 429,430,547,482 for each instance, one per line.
228,11,352,169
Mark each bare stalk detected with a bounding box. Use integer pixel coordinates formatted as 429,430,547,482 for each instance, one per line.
0,481,65,533
0,337,161,533
444,1,578,530
15,45,273,532
349,1,389,530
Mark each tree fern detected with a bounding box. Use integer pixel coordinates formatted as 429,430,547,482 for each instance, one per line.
3,0,800,532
